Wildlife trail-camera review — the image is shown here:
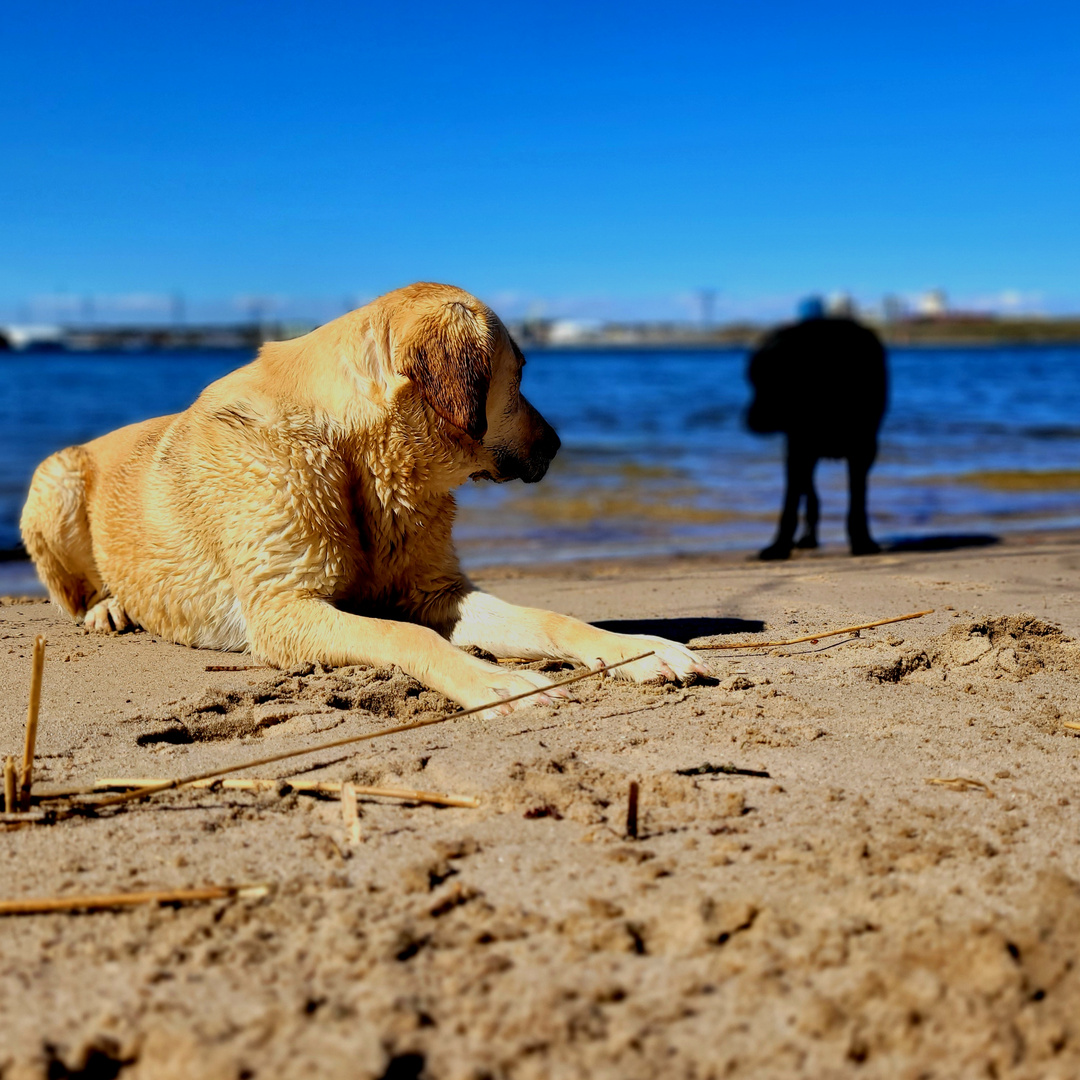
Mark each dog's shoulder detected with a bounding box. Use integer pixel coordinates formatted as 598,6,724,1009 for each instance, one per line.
177,359,321,454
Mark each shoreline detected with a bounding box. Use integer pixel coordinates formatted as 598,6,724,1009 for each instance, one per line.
4,522,1080,600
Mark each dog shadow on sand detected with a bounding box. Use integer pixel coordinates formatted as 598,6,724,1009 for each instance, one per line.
591,617,765,644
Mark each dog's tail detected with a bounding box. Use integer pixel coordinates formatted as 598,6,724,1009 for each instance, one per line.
20,446,105,618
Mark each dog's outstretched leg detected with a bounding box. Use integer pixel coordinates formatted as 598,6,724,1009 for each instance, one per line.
444,589,707,684
244,596,566,717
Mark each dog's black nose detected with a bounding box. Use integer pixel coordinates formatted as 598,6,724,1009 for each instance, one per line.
538,422,561,462
513,421,560,484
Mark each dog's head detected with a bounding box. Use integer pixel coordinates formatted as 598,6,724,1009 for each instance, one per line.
387,283,560,483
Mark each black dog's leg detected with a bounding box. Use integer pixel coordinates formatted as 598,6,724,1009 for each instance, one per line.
847,445,880,556
761,441,812,560
795,456,820,548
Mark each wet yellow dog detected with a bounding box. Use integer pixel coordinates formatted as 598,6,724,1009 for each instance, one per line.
21,283,704,715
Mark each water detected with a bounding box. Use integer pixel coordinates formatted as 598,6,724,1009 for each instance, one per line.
457,345,1080,563
4,345,1080,583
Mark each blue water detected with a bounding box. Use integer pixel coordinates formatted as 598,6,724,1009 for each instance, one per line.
4,346,1080,576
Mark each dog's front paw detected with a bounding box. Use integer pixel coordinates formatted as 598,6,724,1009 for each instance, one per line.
455,664,571,719
596,634,707,685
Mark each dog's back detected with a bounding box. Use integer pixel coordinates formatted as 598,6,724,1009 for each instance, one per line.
20,353,291,647
747,317,887,457
20,304,451,649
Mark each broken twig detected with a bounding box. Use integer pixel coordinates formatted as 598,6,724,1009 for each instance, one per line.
342,782,362,844
926,776,994,797
19,635,46,810
87,777,480,808
0,883,272,916
1,810,51,826
626,780,639,839
691,610,934,651
3,757,16,814
676,762,770,778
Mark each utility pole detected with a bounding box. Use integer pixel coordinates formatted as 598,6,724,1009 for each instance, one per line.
698,288,716,328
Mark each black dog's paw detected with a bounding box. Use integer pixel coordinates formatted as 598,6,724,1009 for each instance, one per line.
758,543,792,561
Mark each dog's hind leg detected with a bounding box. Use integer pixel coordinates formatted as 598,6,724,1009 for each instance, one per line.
795,456,820,549
847,444,881,556
83,597,133,632
761,439,814,560
20,446,115,623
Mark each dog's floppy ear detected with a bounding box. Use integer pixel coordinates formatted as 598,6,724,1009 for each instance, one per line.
398,300,494,441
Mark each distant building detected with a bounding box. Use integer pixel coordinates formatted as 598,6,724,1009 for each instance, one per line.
697,288,717,326
882,294,906,323
917,289,948,317
826,292,856,317
0,324,65,351
546,319,603,346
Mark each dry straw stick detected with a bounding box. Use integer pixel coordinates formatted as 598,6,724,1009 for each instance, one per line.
626,780,640,840
0,811,49,826
926,776,994,797
0,883,271,917
342,782,362,844
18,635,46,811
91,651,655,811
690,610,934,651
91,777,480,808
3,757,17,813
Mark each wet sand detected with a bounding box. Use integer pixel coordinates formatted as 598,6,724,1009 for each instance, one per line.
2,532,1080,1078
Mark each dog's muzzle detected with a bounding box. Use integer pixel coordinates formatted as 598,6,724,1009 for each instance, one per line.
488,419,561,484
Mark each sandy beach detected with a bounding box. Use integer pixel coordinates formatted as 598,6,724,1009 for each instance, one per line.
2,532,1080,1078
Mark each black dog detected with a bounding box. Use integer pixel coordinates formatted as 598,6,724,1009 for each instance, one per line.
747,314,887,560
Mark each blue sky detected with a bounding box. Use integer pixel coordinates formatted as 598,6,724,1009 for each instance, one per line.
3,1,1079,321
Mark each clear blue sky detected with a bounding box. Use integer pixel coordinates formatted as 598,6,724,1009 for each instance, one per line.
3,1,1079,321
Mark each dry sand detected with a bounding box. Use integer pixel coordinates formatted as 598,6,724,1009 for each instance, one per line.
3,533,1080,1078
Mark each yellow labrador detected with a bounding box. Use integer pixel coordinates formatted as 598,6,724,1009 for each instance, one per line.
21,283,705,714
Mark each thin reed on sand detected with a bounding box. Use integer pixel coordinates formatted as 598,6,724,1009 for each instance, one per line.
3,757,16,814
626,780,640,840
926,776,994,796
18,635,46,811
83,777,480,808
342,782,362,844
0,883,272,917
691,610,934,651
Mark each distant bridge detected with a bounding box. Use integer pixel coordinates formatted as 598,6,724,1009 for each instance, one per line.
0,322,314,352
